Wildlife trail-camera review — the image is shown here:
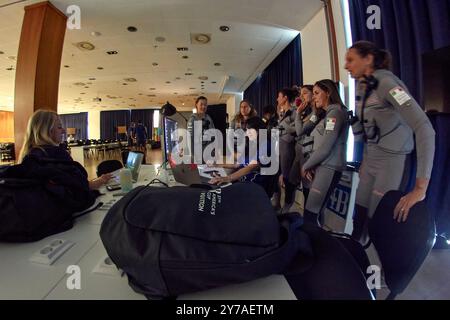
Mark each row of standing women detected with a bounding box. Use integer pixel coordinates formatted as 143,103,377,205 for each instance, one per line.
214,40,435,244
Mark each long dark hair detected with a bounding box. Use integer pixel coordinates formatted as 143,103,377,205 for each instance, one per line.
278,87,299,104
350,41,392,70
314,79,347,109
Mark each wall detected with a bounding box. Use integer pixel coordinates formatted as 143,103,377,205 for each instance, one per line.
298,1,349,87
0,111,14,142
87,110,100,139
226,93,243,120
300,7,333,85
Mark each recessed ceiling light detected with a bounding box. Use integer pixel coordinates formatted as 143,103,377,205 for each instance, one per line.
219,26,230,32
185,73,193,76
214,62,221,66
6,66,15,71
97,67,104,70
182,55,189,59
189,87,196,90
152,62,159,66
198,76,208,80
175,77,181,80
106,50,118,55
122,83,128,85
149,88,156,90
75,41,95,51
249,48,254,51
201,81,205,84
124,77,137,82
74,82,86,86
166,81,171,84
84,86,89,88
155,36,166,42
64,65,70,68
91,31,102,37
177,47,189,51
127,26,138,32
80,93,86,95
88,77,96,81
191,33,211,44
211,81,217,84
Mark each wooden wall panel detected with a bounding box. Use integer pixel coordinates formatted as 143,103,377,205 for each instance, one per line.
0,111,14,143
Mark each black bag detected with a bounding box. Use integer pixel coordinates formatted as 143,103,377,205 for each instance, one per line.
0,156,97,242
100,183,313,299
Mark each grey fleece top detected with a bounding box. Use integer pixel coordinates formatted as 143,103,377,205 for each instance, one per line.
300,104,348,172
352,69,435,179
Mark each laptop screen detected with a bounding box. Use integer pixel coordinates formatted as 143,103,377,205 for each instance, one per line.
126,151,144,181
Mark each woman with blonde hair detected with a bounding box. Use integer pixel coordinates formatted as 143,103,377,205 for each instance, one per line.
19,109,111,189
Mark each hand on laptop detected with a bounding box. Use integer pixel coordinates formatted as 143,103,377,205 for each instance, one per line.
89,173,113,190
209,173,231,185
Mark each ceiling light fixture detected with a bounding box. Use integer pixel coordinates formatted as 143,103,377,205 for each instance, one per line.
219,25,230,32
97,67,104,70
214,62,221,66
185,72,193,76
75,41,95,51
152,62,159,66
127,26,138,32
191,33,211,44
198,76,208,80
182,55,189,59
155,36,166,42
106,50,118,55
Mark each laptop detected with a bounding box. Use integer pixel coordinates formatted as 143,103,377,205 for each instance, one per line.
169,159,232,188
109,151,144,184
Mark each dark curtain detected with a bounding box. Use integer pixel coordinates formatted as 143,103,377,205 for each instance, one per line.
348,0,450,105
131,109,154,139
59,112,88,140
244,34,302,115
100,110,130,140
427,114,450,237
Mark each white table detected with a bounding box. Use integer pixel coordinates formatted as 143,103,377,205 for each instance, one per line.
0,165,297,300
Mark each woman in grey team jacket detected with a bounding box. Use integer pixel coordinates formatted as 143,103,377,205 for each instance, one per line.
299,80,349,225
345,41,435,243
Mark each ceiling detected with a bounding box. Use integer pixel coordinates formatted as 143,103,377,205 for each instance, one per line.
0,0,323,113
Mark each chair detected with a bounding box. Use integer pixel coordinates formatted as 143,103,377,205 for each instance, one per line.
96,160,123,177
284,222,373,300
368,190,436,300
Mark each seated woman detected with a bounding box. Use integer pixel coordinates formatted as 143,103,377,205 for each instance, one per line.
18,109,112,189
209,117,275,196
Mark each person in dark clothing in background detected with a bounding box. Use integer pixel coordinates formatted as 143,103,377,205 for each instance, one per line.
134,120,148,153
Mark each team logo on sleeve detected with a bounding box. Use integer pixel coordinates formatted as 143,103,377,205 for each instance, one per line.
389,87,411,106
326,118,336,131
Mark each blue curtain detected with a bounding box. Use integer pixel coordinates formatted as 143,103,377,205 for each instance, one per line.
100,110,130,140
244,34,302,116
427,114,450,237
348,0,450,105
131,109,154,138
59,112,88,140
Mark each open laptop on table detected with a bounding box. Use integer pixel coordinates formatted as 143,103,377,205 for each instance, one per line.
108,151,144,186
168,157,231,188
